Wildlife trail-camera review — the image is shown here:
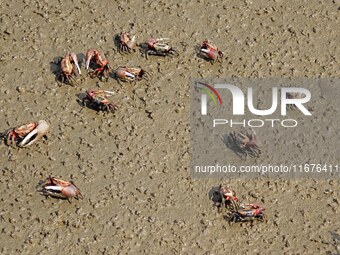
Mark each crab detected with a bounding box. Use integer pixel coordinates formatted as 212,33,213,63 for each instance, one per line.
227,203,265,223
38,176,83,202
2,120,49,147
82,88,118,113
85,49,110,80
114,66,149,83
57,52,81,86
118,32,136,52
228,129,261,158
214,184,240,212
144,38,178,59
199,40,223,63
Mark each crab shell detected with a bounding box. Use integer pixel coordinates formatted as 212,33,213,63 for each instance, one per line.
86,89,111,104
200,48,222,61
220,186,237,201
12,122,37,138
115,67,140,81
147,38,171,51
61,52,81,75
201,40,218,51
85,49,109,69
147,38,158,48
120,32,136,50
40,177,83,200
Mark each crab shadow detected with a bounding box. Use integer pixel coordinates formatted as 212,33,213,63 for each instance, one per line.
35,179,45,190
109,69,119,81
49,56,62,79
113,34,122,52
76,92,87,108
139,42,149,56
0,130,8,145
208,186,223,204
221,134,244,160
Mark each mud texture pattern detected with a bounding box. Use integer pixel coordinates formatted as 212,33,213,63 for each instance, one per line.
0,0,340,254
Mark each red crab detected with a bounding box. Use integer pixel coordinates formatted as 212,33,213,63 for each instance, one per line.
85,49,110,80
82,89,118,113
199,40,223,63
58,52,81,86
228,203,266,222
3,120,49,147
38,176,83,202
214,185,239,212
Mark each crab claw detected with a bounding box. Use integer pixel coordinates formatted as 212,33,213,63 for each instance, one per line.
85,49,95,70
127,35,136,49
124,71,135,79
70,52,81,75
44,185,82,199
19,120,49,147
104,90,115,96
116,68,135,81
157,38,170,42
201,48,219,61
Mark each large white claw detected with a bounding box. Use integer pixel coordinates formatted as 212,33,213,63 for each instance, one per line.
70,52,81,75
104,91,115,97
85,50,94,70
19,120,49,147
45,185,63,191
200,48,209,54
125,71,135,79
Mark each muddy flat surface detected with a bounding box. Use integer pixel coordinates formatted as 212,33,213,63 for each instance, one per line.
0,0,340,254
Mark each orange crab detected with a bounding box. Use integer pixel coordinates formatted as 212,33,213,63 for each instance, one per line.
114,66,149,83
82,88,118,113
3,120,49,147
58,52,81,86
38,177,83,201
145,38,178,58
119,32,136,52
85,49,110,80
